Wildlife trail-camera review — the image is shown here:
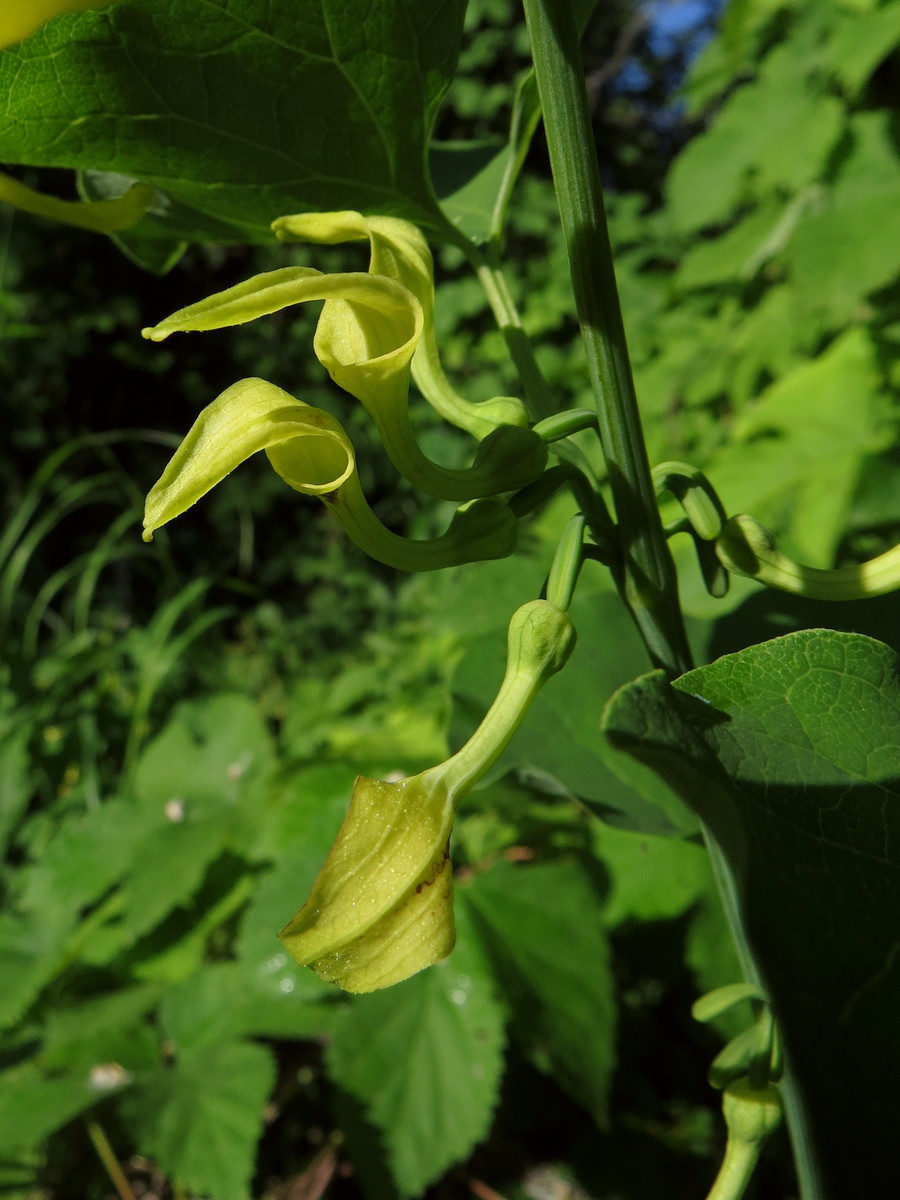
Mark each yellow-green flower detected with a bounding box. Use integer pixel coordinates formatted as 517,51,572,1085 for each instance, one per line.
143,264,545,500
280,599,576,992
143,376,518,572
279,771,457,994
273,209,530,438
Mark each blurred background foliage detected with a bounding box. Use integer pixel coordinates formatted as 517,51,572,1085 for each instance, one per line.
1,0,898,1198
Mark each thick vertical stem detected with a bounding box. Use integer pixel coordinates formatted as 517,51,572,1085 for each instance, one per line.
521,0,692,676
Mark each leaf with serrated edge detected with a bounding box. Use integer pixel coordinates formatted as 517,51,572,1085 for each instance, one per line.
326,908,504,1197
122,1042,275,1200
461,859,616,1122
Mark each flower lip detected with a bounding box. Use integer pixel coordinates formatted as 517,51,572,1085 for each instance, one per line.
141,377,355,541
312,278,422,376
266,415,354,495
140,267,423,371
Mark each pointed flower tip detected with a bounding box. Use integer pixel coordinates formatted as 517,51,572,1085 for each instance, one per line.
0,170,152,234
272,210,369,244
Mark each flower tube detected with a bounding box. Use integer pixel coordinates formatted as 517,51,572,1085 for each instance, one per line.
272,209,530,438
716,514,900,600
142,377,517,572
0,173,153,233
279,598,576,992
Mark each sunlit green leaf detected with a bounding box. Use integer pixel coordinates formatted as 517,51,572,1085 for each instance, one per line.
327,909,504,1197
0,0,124,49
705,328,887,566
592,822,713,928
786,113,900,322
122,1042,276,1200
667,50,843,232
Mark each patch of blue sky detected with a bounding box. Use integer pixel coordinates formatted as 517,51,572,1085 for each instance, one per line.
646,0,722,56
613,0,724,97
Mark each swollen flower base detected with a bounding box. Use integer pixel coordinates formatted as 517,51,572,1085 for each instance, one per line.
279,599,576,992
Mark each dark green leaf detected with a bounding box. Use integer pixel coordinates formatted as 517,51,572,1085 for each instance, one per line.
0,1064,108,1154
41,984,163,1070
18,797,146,916
461,859,616,1122
159,962,337,1052
238,762,355,868
603,630,900,1197
0,723,30,854
0,0,467,239
430,141,509,242
0,909,78,1030
121,812,233,942
132,693,274,821
102,693,279,941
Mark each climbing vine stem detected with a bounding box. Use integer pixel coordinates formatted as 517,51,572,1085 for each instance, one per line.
520,0,692,676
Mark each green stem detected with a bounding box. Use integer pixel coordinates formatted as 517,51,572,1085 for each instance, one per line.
489,71,542,245
522,4,823,1192
326,474,517,571
533,408,598,441
705,1137,760,1200
437,600,575,797
454,236,557,423
704,830,824,1200
455,235,611,501
521,0,691,677
546,513,586,610
86,1121,138,1200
